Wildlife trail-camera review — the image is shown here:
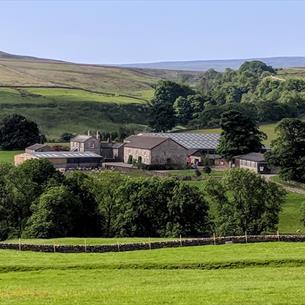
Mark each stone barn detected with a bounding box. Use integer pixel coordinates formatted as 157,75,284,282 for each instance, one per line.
124,135,188,166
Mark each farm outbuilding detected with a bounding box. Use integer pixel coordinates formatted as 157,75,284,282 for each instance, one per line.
124,132,221,166
124,135,188,166
15,151,102,171
234,152,270,174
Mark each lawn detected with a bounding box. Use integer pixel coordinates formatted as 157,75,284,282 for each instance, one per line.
2,243,305,304
0,150,22,163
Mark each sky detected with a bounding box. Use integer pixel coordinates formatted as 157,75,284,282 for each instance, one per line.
0,0,305,64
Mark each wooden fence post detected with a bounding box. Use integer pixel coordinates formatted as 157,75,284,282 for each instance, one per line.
245,231,248,243
18,238,21,251
277,230,280,241
213,233,216,245
180,235,182,247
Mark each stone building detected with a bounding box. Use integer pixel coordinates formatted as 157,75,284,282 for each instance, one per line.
70,131,100,154
25,143,51,154
124,135,187,166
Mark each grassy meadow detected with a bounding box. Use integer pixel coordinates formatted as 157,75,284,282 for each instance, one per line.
0,87,149,140
2,243,305,304
191,122,279,145
0,150,22,163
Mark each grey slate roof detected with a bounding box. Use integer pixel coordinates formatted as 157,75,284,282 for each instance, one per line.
70,135,93,143
139,133,220,150
32,151,102,159
26,143,49,151
124,136,168,150
235,152,266,162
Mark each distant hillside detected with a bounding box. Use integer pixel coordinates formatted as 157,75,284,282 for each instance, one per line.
0,51,202,139
0,50,201,96
121,57,305,72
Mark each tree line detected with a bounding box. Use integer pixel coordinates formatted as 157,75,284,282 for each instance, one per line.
149,61,305,131
0,158,286,240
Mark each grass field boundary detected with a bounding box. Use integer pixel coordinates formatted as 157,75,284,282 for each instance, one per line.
2,234,305,254
0,85,148,102
1,258,305,274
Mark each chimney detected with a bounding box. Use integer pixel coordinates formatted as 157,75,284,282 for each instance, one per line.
96,130,100,140
87,130,90,136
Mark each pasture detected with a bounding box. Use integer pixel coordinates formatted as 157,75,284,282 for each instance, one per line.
190,122,278,144
1,242,305,304
0,87,149,140
0,150,22,163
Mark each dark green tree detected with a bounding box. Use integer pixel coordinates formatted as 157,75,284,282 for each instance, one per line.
25,185,81,238
166,183,211,237
65,172,102,236
173,96,193,125
116,177,210,237
204,169,286,235
217,110,266,160
92,172,126,236
149,80,194,131
6,159,63,237
0,163,15,240
0,114,41,149
266,118,305,182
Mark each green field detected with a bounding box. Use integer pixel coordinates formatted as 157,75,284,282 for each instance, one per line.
0,57,200,139
0,150,22,163
2,237,175,246
0,87,149,140
191,122,278,144
1,243,305,304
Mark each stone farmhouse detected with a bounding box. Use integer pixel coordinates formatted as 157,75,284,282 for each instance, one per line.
70,132,101,154
124,135,188,166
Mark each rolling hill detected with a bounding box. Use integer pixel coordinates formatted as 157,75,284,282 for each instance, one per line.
121,56,305,72
1,50,305,141
0,51,202,139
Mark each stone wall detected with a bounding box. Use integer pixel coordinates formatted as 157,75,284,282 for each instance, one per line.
1,235,305,253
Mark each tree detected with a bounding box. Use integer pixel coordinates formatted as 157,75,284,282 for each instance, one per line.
173,96,193,125
60,133,75,142
266,118,305,182
149,80,194,131
16,158,63,198
64,172,102,236
25,186,81,238
116,177,211,237
166,183,211,237
239,61,275,76
0,114,41,149
0,163,15,240
217,110,266,160
204,169,286,235
92,172,126,236
6,159,63,237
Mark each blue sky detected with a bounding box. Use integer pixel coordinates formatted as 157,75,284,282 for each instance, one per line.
0,0,304,64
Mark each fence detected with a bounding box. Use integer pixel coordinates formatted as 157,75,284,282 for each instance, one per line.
1,234,305,254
